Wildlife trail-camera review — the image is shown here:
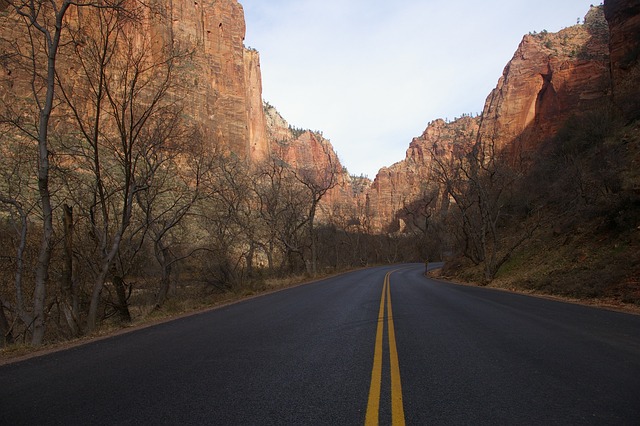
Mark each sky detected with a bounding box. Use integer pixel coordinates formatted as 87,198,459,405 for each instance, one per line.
240,0,598,178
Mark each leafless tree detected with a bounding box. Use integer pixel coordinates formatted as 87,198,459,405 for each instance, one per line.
0,0,129,344
431,137,539,282
252,156,311,274
292,134,340,276
190,153,257,291
135,129,205,308
52,3,184,331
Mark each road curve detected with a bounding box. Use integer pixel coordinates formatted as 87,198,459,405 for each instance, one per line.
1,264,639,425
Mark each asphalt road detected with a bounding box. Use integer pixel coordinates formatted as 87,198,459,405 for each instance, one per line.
1,264,639,425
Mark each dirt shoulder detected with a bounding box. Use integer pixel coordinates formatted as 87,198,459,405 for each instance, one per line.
429,268,640,316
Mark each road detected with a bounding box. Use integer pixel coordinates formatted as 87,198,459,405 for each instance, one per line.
1,264,639,425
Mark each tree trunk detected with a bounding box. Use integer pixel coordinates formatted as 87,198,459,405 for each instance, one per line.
61,204,80,336
308,207,317,276
266,240,274,272
86,234,123,332
245,244,255,279
154,243,172,308
0,300,13,347
0,197,30,326
112,275,131,323
32,135,54,346
86,183,134,332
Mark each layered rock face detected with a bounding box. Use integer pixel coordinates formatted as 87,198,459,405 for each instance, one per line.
366,117,479,232
0,0,268,161
365,6,618,232
604,0,640,81
478,6,611,153
155,0,270,161
264,104,363,221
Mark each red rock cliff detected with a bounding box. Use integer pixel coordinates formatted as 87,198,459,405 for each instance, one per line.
264,104,362,222
364,6,617,233
157,0,270,160
366,117,479,232
478,6,611,153
0,0,269,162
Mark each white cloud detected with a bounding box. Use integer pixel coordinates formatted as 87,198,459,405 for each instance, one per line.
241,0,594,178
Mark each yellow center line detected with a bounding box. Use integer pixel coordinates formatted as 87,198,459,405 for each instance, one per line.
365,272,387,426
386,274,405,425
365,270,406,426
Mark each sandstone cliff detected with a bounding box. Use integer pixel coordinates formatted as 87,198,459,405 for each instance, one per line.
365,6,616,232
477,6,611,153
366,117,479,232
263,103,364,222
0,0,268,161
156,0,269,161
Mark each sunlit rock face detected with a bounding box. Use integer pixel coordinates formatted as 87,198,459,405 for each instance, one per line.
263,104,364,222
363,6,619,233
153,0,270,161
0,0,270,161
477,6,611,153
366,117,480,232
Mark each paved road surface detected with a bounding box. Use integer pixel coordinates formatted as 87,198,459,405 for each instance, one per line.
1,264,639,425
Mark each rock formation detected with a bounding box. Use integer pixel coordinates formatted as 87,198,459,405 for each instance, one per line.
2,0,634,237
263,103,363,222
365,6,618,232
477,6,611,153
366,117,479,232
0,0,269,161
153,0,270,161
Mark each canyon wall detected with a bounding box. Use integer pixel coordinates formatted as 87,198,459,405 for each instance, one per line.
0,0,270,161
365,5,619,232
477,6,611,153
1,0,355,222
264,104,363,222
3,1,634,236
154,0,270,161
366,117,479,232
604,0,640,118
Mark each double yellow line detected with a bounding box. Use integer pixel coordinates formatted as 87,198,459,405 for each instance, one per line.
365,270,405,425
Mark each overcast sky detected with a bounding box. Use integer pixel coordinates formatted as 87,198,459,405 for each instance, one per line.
241,0,597,178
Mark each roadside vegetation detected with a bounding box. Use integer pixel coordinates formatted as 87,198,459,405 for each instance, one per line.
0,1,423,351
1,0,638,357
438,98,639,307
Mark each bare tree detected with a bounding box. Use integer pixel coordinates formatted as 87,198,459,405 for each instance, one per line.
397,190,439,259
0,196,30,329
135,129,204,308
431,137,539,282
292,134,340,276
252,156,311,274
1,0,91,344
52,3,184,331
